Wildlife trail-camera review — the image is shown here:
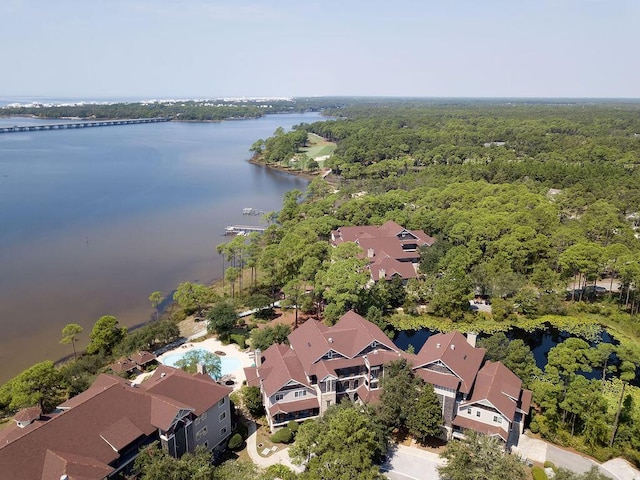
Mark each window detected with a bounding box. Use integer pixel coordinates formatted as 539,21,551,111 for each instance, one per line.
195,417,201,426
218,397,225,407
295,390,307,398
220,427,227,436
476,411,481,417
219,411,226,422
275,393,284,402
372,341,377,348
493,416,502,424
203,441,208,448
200,412,207,421
196,426,208,440
467,408,472,415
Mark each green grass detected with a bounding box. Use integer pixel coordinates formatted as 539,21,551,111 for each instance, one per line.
301,132,337,161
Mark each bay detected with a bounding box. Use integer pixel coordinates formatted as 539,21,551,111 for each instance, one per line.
0,113,317,384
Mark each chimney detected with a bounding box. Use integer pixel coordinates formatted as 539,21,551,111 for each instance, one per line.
196,363,207,375
367,248,375,258
379,268,386,280
466,332,477,348
255,349,262,367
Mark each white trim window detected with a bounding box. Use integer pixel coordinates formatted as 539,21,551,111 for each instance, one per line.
294,390,307,398
196,426,208,440
493,415,502,424
218,398,225,407
219,411,226,422
220,427,227,436
275,393,284,402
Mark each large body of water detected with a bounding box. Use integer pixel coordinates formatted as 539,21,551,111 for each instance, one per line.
0,112,317,384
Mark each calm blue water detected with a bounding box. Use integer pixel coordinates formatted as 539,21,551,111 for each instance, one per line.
162,349,242,379
0,113,318,383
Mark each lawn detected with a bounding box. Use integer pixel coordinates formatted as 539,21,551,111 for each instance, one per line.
302,133,336,160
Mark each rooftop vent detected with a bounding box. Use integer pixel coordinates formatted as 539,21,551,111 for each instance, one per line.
160,372,166,378
436,343,441,348
450,344,455,351
328,337,334,343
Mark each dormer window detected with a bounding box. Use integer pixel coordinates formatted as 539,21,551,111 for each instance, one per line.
372,341,377,348
327,350,333,359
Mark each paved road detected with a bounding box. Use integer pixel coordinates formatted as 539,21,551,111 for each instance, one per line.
382,444,443,480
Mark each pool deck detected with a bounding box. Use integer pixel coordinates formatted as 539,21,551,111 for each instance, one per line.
133,332,254,390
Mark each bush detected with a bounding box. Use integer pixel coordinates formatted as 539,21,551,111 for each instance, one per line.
286,420,299,434
265,464,297,480
529,420,539,434
270,427,293,444
228,433,244,451
235,422,249,440
229,333,247,349
543,461,556,471
531,466,548,480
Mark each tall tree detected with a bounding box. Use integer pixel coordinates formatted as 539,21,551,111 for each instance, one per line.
60,323,83,361
10,361,63,412
207,302,237,340
438,431,527,480
173,282,214,318
86,315,126,357
148,291,164,321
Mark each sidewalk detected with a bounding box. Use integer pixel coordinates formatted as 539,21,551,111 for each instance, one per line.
515,434,640,480
245,421,304,473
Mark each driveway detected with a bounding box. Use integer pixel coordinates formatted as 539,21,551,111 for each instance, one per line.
382,444,443,480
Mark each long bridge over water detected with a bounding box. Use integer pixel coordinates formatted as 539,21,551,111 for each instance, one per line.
0,117,171,134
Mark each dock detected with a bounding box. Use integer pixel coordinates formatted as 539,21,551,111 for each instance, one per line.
224,225,267,236
0,117,171,134
242,207,265,216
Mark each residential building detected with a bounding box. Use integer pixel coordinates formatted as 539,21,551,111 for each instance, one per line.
330,220,435,281
245,311,531,447
0,365,231,480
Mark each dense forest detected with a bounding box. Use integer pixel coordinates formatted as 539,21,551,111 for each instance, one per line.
0,97,347,121
2,99,640,476
248,100,640,467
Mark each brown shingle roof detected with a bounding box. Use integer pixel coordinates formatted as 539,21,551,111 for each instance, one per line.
255,344,310,397
415,369,461,390
109,358,138,374
414,332,485,394
452,415,508,442
0,367,231,480
268,397,319,416
461,361,528,422
0,375,156,480
142,365,231,417
14,406,42,424
99,417,145,452
41,450,113,480
130,350,157,366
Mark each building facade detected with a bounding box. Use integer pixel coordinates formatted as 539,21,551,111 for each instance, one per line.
245,311,531,447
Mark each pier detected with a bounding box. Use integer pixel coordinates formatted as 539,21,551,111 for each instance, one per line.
224,225,267,236
242,207,265,216
0,117,171,134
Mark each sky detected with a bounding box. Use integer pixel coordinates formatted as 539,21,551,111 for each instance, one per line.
1,0,639,99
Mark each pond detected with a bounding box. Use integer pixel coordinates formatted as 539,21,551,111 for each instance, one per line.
162,349,242,379
393,324,618,378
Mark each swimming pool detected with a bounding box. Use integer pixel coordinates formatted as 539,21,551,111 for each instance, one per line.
162,349,242,379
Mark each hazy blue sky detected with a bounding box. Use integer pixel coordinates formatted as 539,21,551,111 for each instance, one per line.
1,0,638,99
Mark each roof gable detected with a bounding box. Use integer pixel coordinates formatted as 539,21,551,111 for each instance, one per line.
414,332,485,394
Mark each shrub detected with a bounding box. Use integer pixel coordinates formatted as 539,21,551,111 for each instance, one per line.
531,466,548,480
529,420,539,434
265,464,297,480
543,461,556,471
235,422,249,440
286,420,299,434
228,433,243,451
270,427,293,444
229,333,247,349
